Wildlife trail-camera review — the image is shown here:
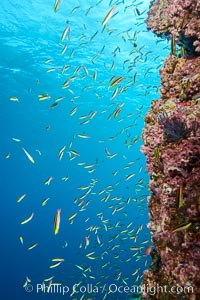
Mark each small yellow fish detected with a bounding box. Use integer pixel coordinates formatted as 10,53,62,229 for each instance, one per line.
82,65,89,76
45,59,53,64
58,145,66,159
22,147,35,164
61,176,69,181
54,0,60,12
51,258,64,262
125,173,135,181
9,97,19,102
130,247,140,251
44,176,53,185
75,264,84,271
86,251,95,257
46,68,58,73
38,94,50,101
70,149,80,156
41,198,50,206
61,44,68,55
19,236,24,245
172,222,192,233
61,25,70,41
55,96,65,103
49,260,64,268
77,134,91,139
23,276,31,288
132,268,140,276
21,213,34,225
110,76,124,88
54,209,61,235
102,7,115,27
70,106,78,116
89,111,97,119
111,87,119,99
43,276,55,282
68,212,78,221
17,194,26,203
113,107,121,118
28,243,38,250
71,6,80,15
93,70,97,80
86,255,96,260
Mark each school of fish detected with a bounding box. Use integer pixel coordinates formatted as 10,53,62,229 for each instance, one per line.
7,0,170,299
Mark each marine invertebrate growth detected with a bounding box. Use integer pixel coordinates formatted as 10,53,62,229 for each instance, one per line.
157,111,191,142
141,1,200,299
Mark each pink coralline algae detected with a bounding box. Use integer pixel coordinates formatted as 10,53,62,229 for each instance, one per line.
141,1,200,299
146,0,200,54
159,56,200,101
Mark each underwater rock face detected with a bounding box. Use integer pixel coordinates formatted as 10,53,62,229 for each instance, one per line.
141,1,200,299
146,0,200,55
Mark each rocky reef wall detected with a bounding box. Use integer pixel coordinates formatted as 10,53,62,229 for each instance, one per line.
141,0,200,299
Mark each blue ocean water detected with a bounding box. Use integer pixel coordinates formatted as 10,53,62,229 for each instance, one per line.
0,1,169,299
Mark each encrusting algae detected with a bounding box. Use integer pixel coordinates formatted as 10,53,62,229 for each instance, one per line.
141,0,200,299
